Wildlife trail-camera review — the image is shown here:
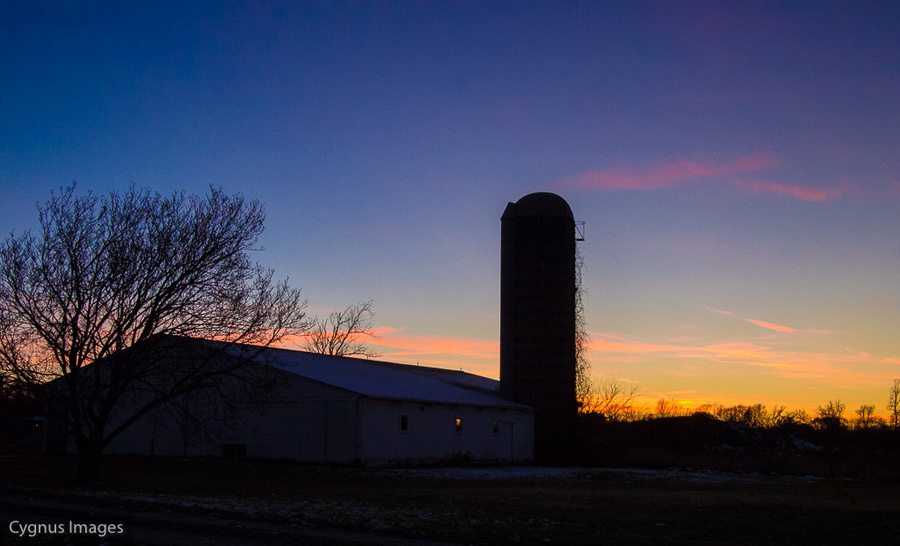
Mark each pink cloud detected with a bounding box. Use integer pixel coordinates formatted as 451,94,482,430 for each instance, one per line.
559,152,848,202
738,180,844,202
283,327,501,377
702,306,735,316
369,327,499,360
701,307,842,336
365,327,501,376
745,319,796,333
588,332,889,383
560,152,778,191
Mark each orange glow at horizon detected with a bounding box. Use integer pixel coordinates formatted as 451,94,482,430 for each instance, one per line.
279,323,899,415
586,332,896,379
369,327,500,359
280,327,502,377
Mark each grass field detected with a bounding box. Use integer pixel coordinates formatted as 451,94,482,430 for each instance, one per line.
2,456,900,545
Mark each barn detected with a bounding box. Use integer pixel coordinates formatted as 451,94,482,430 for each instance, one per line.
78,337,535,463
45,191,579,465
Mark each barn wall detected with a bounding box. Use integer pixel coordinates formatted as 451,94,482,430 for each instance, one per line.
104,371,362,461
239,398,359,462
104,403,183,457
93,366,534,464
359,399,533,462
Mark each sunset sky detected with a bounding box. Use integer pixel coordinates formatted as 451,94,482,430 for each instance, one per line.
2,2,899,414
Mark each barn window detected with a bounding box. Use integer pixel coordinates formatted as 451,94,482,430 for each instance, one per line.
492,420,500,435
400,415,409,432
455,418,463,434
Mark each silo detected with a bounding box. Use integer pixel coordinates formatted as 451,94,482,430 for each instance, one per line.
500,192,578,462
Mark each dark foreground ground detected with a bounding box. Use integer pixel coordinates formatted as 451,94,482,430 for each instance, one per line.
1,456,899,545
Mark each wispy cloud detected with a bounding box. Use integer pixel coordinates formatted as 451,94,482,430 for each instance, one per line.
366,327,500,376
743,318,843,335
701,305,735,316
704,307,843,336
590,334,773,367
558,152,846,202
745,319,795,333
279,327,499,373
588,332,889,383
369,327,498,359
738,180,845,202
559,152,777,191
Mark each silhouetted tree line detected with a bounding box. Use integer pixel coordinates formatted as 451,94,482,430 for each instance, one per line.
576,379,900,478
581,377,900,431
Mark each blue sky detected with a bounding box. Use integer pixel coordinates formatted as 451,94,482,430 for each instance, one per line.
2,1,899,413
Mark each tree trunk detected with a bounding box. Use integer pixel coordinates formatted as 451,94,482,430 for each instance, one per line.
75,439,104,483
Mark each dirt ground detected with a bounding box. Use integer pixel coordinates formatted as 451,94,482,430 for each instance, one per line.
2,458,899,545
0,490,459,545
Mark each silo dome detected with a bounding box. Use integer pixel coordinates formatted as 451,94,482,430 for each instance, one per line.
508,192,574,220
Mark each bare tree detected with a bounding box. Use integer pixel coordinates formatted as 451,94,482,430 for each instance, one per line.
0,185,309,480
580,376,645,420
853,404,880,430
814,399,847,430
303,300,380,358
655,398,689,418
781,408,813,426
769,405,788,426
574,248,593,408
888,379,900,430
715,403,777,428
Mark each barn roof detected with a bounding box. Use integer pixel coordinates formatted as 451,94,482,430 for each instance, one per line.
261,345,529,410
57,335,529,411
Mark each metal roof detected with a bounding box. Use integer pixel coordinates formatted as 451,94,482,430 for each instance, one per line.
260,345,530,410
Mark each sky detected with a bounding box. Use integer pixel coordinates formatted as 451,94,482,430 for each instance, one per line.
2,1,899,415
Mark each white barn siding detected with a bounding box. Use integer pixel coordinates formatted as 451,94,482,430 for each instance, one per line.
102,396,186,457
57,338,536,463
106,392,533,463
230,373,362,462
220,398,359,462
106,373,364,461
359,399,533,462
